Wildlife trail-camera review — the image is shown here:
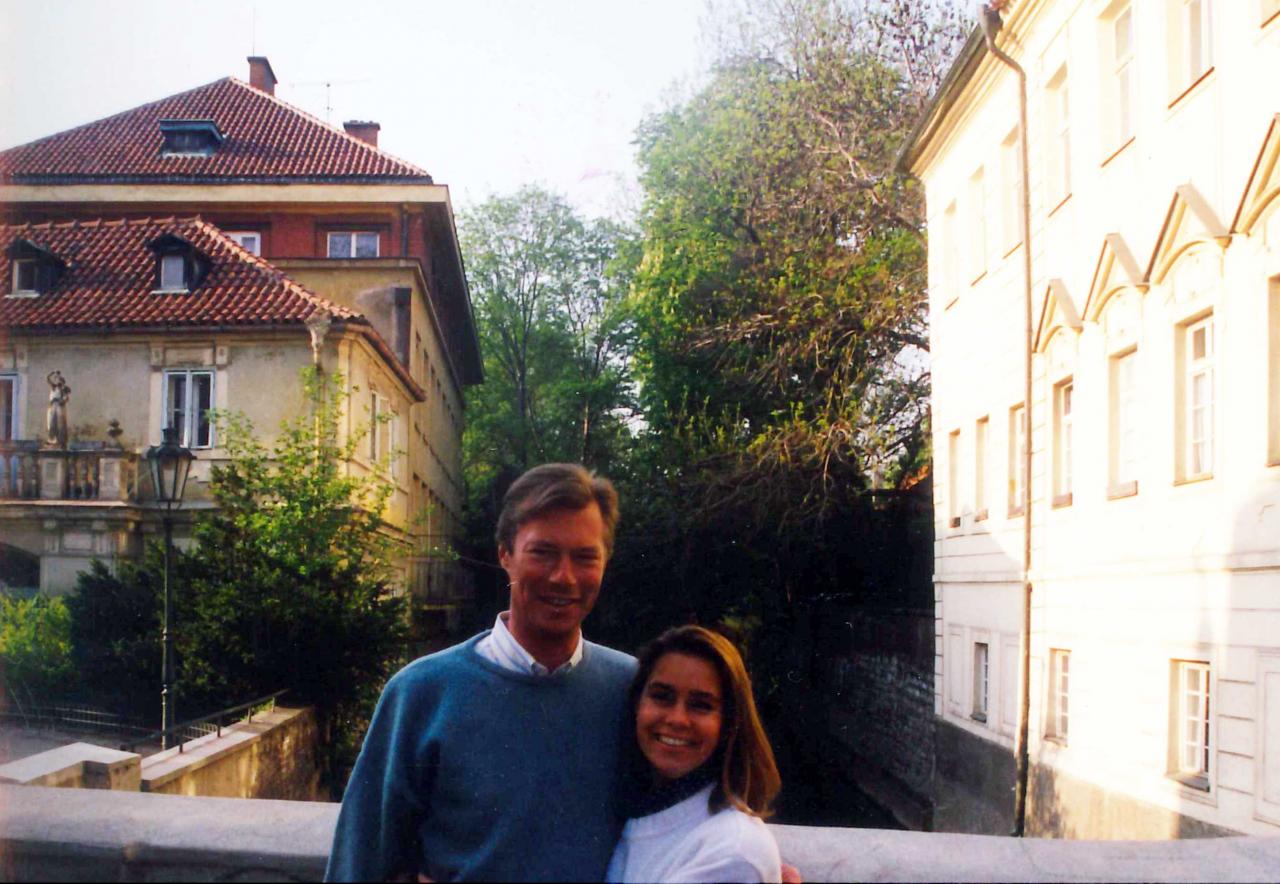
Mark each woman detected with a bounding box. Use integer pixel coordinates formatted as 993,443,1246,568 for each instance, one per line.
608,625,783,883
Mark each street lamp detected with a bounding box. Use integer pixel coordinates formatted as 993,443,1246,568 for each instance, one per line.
145,426,194,749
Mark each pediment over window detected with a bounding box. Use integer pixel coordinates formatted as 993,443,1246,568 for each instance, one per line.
1083,233,1146,322
146,232,209,292
1147,184,1230,285
1232,114,1280,236
6,238,67,295
1034,278,1081,353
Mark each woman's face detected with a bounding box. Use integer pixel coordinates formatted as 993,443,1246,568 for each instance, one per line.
635,651,724,782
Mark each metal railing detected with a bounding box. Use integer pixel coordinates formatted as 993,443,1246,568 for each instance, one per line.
119,690,289,754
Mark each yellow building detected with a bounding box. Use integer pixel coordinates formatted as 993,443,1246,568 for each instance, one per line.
901,1,1280,837
0,59,481,638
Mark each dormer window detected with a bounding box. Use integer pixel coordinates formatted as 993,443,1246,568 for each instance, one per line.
6,238,66,297
159,119,225,157
148,233,208,293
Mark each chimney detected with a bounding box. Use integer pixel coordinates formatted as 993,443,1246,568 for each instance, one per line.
343,120,380,148
247,56,277,96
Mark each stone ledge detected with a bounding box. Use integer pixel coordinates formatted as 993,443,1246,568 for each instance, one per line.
0,742,140,790
3,785,1280,882
141,708,299,791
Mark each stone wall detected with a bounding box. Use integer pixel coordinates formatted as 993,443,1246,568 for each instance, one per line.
2,785,1279,883
142,707,320,800
800,603,936,828
933,718,1017,835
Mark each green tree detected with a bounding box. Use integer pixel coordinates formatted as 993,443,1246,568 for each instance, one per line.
179,367,410,788
0,594,75,703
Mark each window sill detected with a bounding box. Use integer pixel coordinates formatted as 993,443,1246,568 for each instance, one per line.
974,508,989,523
1002,241,1022,259
1052,492,1073,509
151,288,190,295
1101,136,1135,168
1107,480,1138,500
944,294,959,311
969,270,987,287
1169,772,1210,793
1048,193,1072,218
948,516,961,529
971,712,987,724
1044,735,1067,747
5,291,39,299
1168,67,1215,111
1173,472,1213,487
1266,456,1280,468
1008,504,1025,518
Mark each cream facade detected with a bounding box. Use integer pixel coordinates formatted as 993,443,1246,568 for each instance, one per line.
904,0,1280,837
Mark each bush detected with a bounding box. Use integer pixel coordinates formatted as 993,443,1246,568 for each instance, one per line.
0,594,75,702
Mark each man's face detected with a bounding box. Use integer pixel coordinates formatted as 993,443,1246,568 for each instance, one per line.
500,503,608,649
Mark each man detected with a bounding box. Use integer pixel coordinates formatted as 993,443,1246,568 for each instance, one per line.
325,463,636,882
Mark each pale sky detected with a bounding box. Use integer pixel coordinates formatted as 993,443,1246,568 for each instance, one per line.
0,0,712,219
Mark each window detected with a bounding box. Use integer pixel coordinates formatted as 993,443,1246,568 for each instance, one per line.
0,374,17,441
940,201,959,305
163,370,214,448
328,232,379,259
1008,403,1026,515
1181,0,1213,88
1045,65,1071,207
975,416,990,520
1180,315,1214,479
973,642,990,722
1000,128,1022,252
11,259,37,294
967,166,987,282
1047,649,1070,742
948,429,961,528
370,392,387,461
1053,380,1074,505
158,119,224,156
1171,660,1211,789
1107,5,1136,149
226,232,261,256
1110,350,1139,495
159,254,187,290
1269,280,1280,465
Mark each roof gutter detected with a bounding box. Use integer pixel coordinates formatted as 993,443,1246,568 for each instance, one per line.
978,1,1035,839
894,24,989,176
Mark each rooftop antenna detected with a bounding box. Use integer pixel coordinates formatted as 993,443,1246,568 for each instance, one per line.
250,3,257,55
284,78,373,124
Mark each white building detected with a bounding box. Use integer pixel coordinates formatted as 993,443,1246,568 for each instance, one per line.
900,0,1280,837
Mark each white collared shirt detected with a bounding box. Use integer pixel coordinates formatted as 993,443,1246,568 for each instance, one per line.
475,611,584,676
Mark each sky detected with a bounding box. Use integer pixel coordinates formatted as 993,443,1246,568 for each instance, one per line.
0,0,713,219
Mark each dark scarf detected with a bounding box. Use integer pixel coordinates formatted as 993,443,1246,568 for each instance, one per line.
616,743,720,820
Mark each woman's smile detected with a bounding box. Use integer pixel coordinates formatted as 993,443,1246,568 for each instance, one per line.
635,652,724,782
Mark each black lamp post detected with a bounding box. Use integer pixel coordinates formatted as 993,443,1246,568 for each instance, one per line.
145,426,194,749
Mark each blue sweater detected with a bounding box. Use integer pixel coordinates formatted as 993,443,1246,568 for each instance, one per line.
325,633,637,882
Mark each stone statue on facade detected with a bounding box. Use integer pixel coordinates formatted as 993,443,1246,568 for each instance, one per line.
45,370,70,449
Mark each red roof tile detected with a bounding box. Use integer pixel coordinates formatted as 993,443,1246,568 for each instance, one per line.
0,217,356,330
0,78,430,184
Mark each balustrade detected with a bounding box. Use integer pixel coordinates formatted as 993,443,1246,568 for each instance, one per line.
0,442,138,502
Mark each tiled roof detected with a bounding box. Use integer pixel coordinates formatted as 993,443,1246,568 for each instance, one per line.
0,217,356,330
0,78,430,184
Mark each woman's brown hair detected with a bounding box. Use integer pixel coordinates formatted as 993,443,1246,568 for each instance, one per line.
628,625,781,817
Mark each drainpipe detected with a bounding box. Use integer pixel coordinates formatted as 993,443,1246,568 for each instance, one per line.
980,2,1034,837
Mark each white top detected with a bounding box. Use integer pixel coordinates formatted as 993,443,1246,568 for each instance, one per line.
606,783,782,884
473,611,584,676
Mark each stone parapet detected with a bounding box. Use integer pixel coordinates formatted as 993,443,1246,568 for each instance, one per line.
3,785,1280,882
0,742,140,790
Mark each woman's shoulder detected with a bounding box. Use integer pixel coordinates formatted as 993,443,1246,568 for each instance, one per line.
691,805,781,879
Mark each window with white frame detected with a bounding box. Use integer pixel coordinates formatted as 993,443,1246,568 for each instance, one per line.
948,429,961,528
0,374,17,441
327,231,379,259
1171,660,1211,789
163,369,214,448
159,254,187,291
1181,314,1214,479
1110,349,1140,495
1045,65,1071,207
973,642,990,722
975,416,990,519
1106,4,1136,150
1000,127,1021,252
226,231,261,256
1053,379,1074,505
1008,403,1026,515
370,392,388,461
941,200,959,305
967,166,987,282
1176,0,1214,92
11,259,37,294
1047,649,1070,742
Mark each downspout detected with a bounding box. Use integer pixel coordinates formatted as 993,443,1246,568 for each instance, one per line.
980,2,1034,837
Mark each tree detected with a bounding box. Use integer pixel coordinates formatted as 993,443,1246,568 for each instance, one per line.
0,594,74,704
179,367,410,788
